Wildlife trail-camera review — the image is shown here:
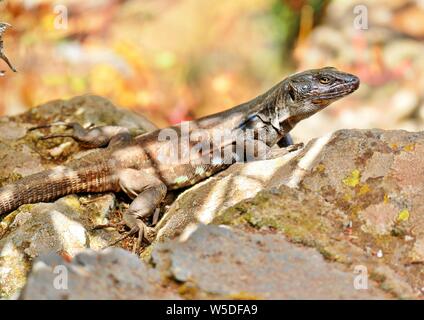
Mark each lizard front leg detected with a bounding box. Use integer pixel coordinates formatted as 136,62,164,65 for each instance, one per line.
30,122,132,148
110,168,167,252
277,133,294,147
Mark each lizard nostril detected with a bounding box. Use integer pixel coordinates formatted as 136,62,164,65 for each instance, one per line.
348,75,360,89
351,75,359,83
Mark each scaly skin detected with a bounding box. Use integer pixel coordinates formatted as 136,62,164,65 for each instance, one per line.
0,67,360,247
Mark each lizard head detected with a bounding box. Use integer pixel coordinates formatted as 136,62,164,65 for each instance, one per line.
259,67,360,133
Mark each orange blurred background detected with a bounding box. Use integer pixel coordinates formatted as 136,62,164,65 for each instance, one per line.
1,0,423,141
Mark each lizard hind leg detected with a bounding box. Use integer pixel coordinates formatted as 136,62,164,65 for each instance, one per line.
112,169,167,252
30,122,132,148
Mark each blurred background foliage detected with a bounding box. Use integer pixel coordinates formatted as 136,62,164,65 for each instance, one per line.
0,0,423,141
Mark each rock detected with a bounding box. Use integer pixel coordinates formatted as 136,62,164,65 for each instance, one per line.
20,226,389,299
0,95,157,298
152,225,388,299
154,149,301,241
3,93,424,300
358,202,399,235
20,248,178,299
408,237,424,264
212,129,424,297
0,195,122,297
152,128,424,298
213,185,417,298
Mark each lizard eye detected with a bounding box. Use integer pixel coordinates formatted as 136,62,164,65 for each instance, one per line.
319,76,331,84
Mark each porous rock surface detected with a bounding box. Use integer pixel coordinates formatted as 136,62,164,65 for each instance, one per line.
1,96,423,299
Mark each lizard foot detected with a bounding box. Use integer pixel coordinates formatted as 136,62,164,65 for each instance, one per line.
130,220,157,253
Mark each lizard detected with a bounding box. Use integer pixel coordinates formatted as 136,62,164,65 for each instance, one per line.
0,67,359,249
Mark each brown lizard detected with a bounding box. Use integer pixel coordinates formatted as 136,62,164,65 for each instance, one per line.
0,67,359,248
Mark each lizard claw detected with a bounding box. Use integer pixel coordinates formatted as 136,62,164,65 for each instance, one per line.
106,226,139,248
99,219,156,253
133,220,156,249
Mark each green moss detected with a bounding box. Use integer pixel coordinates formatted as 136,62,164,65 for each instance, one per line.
245,214,282,229
213,185,403,290
0,172,23,186
214,189,336,255
319,246,340,262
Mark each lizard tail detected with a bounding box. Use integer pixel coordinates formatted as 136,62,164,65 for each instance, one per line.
0,164,117,215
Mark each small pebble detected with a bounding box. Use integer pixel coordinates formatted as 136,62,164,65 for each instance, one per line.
376,249,383,258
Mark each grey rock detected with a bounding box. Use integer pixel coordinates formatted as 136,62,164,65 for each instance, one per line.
21,225,389,300
20,248,178,299
154,150,301,241
2,92,424,300
152,128,424,298
153,225,388,299
0,95,157,298
212,129,424,298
